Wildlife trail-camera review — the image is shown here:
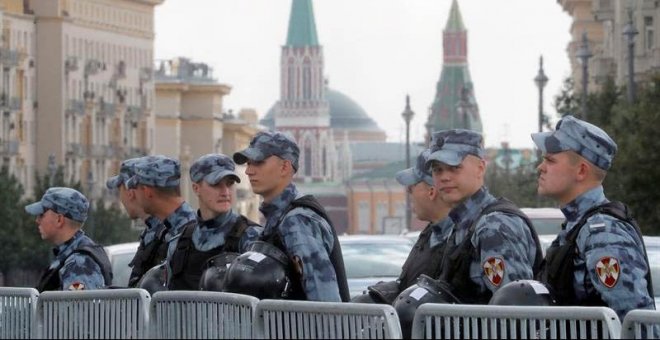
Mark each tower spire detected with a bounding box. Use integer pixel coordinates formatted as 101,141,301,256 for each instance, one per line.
445,0,465,32
286,0,319,47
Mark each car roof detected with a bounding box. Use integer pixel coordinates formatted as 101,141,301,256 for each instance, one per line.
520,207,563,218
104,242,139,254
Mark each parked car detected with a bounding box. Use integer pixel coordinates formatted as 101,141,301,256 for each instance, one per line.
104,242,139,287
338,235,414,298
643,236,660,307
104,235,414,297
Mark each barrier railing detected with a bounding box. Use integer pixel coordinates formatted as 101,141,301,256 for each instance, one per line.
0,287,38,339
254,300,402,339
35,289,150,339
621,309,660,339
411,304,622,339
150,291,258,339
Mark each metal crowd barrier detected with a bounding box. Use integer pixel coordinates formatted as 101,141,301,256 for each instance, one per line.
0,287,39,339
621,310,660,339
254,300,402,339
150,291,259,339
35,288,150,339
411,304,622,339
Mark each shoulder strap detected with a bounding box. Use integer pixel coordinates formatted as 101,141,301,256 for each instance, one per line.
75,244,113,285
473,197,544,274
223,216,253,253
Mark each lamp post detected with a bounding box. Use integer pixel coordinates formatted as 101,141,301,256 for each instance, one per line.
576,31,592,120
623,9,638,103
401,95,414,232
425,107,433,147
534,55,549,161
86,169,96,237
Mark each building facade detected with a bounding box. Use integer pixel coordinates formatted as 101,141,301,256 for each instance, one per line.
154,57,261,221
559,0,660,92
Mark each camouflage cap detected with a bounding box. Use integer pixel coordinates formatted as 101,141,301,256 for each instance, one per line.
106,157,141,189
426,129,485,167
190,153,241,185
25,187,89,223
531,115,617,170
396,149,434,186
233,130,300,171
125,155,181,189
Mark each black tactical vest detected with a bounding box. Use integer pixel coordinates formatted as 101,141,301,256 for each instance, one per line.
398,223,449,291
538,201,654,306
36,244,113,292
127,226,169,288
437,198,543,304
168,216,253,291
262,195,351,302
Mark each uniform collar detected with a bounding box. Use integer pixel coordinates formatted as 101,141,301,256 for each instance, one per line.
197,209,238,228
53,229,84,260
429,217,454,248
259,183,299,227
449,186,496,230
163,202,197,234
560,186,608,231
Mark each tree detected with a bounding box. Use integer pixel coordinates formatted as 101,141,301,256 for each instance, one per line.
87,199,139,246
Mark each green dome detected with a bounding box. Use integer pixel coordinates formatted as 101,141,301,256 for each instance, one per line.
260,89,383,132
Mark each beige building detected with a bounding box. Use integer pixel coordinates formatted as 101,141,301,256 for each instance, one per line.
154,57,261,221
559,0,660,92
0,0,162,200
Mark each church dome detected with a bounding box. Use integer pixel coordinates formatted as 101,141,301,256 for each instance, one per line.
260,88,384,134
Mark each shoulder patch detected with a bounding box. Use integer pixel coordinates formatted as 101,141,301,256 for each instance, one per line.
68,282,85,291
483,256,505,287
595,256,620,288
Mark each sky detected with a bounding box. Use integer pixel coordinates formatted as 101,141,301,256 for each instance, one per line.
155,0,573,149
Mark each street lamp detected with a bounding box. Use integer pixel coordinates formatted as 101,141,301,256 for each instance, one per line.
534,55,549,161
401,95,414,233
623,8,638,103
575,31,592,120
424,107,433,147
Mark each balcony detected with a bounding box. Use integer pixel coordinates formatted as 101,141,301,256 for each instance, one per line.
592,0,613,21
0,140,19,156
67,99,85,116
98,100,116,119
90,145,117,158
9,97,20,111
126,105,144,121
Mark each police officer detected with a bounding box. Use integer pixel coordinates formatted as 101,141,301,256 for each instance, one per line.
168,154,263,290
125,155,198,288
25,187,112,292
106,157,168,287
426,129,542,304
355,149,453,304
232,130,350,302
533,115,654,320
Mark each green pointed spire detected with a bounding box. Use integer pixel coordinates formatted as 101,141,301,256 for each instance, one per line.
445,0,465,32
286,0,319,47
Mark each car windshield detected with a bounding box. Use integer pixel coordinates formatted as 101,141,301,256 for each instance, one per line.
340,240,412,279
530,218,564,235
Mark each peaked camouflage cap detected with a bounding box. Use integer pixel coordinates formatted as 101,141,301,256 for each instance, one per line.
396,149,434,186
25,187,89,223
125,155,181,189
190,153,241,184
233,130,300,171
426,129,485,168
106,157,141,189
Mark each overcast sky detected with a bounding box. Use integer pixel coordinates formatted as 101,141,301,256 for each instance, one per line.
155,0,573,148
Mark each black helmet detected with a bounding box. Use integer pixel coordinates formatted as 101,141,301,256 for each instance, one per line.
350,292,379,304
222,241,291,299
199,252,240,291
393,275,460,339
137,263,168,295
489,279,557,306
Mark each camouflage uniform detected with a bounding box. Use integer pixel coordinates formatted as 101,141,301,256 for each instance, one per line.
25,187,111,291
106,157,168,287
533,115,654,320
126,155,197,285
426,130,539,303
234,131,347,302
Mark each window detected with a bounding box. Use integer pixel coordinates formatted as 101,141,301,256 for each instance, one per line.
304,145,312,177
358,201,370,233
645,16,654,51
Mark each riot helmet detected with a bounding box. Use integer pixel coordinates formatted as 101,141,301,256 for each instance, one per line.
137,263,168,295
488,279,557,306
222,241,292,299
393,275,460,339
350,292,379,304
199,252,240,291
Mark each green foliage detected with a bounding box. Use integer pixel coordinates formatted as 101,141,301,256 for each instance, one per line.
87,199,139,246
485,161,555,208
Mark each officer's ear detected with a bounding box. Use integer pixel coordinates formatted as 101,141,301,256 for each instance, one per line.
191,182,201,196
427,184,438,200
